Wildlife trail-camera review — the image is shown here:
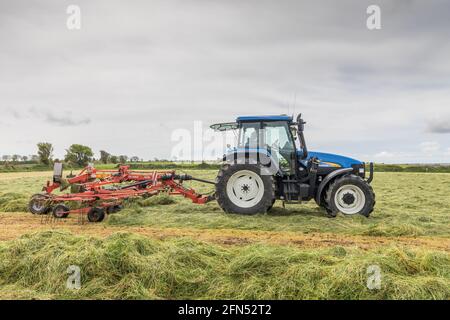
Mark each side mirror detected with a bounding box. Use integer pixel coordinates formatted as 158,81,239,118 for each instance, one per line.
296,113,306,132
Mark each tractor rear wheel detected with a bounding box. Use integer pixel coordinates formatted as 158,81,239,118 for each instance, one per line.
87,207,105,222
325,174,375,217
215,164,275,215
52,204,70,218
29,194,51,214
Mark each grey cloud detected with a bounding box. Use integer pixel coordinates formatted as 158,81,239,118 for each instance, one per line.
8,107,90,127
427,118,450,133
44,113,91,126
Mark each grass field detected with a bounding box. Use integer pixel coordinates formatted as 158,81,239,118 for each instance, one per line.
0,170,449,299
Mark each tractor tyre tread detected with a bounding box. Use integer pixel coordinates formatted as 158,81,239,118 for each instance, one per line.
215,164,275,215
325,174,375,217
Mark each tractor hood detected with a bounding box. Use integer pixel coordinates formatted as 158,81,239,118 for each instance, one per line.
226,148,363,169
302,151,363,168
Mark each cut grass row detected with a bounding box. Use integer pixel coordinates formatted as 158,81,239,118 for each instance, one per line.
111,171,450,237
1,171,449,237
0,231,448,299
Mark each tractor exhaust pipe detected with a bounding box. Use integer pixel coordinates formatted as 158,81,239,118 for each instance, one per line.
296,114,308,159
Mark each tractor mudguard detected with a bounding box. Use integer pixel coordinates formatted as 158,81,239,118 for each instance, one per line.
315,168,353,206
223,151,281,174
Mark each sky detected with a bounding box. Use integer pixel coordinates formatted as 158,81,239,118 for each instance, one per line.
1,0,450,163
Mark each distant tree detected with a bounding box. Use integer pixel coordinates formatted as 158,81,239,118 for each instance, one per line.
2,155,11,162
12,154,20,162
99,150,111,164
64,144,93,167
30,155,39,162
119,155,128,164
37,142,53,166
130,156,139,162
22,155,28,162
110,155,118,164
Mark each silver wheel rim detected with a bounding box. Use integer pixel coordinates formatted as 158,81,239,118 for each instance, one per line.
31,198,45,212
226,170,264,208
54,206,68,218
334,184,365,215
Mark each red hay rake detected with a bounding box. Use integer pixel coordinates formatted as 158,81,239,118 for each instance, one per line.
29,164,215,222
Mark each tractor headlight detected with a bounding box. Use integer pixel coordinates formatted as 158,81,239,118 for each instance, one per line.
352,164,365,178
358,166,366,178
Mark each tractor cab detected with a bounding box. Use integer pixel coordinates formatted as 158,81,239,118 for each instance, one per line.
212,114,371,180
212,114,308,175
211,114,375,217
236,115,300,175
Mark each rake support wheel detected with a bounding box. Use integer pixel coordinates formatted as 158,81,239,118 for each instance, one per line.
52,204,70,218
29,194,52,215
87,207,106,222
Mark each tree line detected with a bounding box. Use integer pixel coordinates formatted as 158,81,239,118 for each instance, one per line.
1,142,142,167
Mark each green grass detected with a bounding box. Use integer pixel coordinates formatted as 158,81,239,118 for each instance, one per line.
0,170,449,300
106,171,450,237
0,231,448,299
374,163,450,173
0,161,221,173
0,171,449,237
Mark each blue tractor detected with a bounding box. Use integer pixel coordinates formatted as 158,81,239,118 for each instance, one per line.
211,114,375,217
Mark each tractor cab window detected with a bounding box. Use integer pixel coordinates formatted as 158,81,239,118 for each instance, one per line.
263,121,296,172
238,122,260,149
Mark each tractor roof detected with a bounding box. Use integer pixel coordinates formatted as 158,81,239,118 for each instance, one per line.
210,115,293,131
236,115,293,122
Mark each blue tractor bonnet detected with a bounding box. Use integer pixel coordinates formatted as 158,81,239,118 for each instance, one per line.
304,151,363,168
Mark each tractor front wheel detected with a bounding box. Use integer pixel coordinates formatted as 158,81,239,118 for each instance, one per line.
215,164,275,215
325,174,375,217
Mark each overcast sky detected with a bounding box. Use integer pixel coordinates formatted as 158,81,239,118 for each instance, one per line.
1,0,450,163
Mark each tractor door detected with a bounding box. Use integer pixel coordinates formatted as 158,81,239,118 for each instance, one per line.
238,122,261,149
262,121,297,174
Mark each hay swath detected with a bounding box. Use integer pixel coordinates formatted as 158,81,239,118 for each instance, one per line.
29,164,214,222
